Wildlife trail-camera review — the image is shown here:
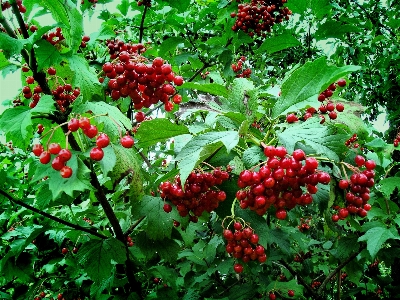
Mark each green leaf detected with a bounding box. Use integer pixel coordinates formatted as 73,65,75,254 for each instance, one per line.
98,146,116,176
0,51,12,74
225,78,255,114
73,100,131,140
0,33,24,59
242,146,264,169
116,0,129,16
40,0,83,52
256,34,301,54
315,20,362,40
271,57,360,118
66,55,102,101
34,39,62,71
77,238,126,283
135,195,180,240
176,131,239,185
180,82,229,97
136,119,189,149
136,232,180,263
277,117,348,161
0,95,55,148
358,227,399,258
159,37,186,57
289,0,331,18
163,0,191,12
379,177,400,198
34,155,92,200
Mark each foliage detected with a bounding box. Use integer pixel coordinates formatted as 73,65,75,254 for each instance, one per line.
0,0,400,299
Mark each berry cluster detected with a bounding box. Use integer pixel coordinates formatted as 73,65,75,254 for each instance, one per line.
159,168,229,222
101,46,184,111
80,35,90,48
106,39,145,59
42,27,64,46
1,0,26,13
81,0,98,5
223,222,267,273
286,79,347,124
230,0,291,38
393,132,400,147
236,146,331,219
126,236,134,247
231,56,252,78
137,0,151,7
311,281,321,289
345,133,360,149
332,155,376,221
298,217,311,232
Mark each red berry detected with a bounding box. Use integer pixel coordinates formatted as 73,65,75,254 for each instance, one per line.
39,291,46,298
164,101,174,112
39,151,51,164
269,293,276,300
61,247,68,254
48,143,61,155
173,94,182,104
60,166,72,178
338,179,349,190
338,208,349,219
336,103,345,112
58,149,72,162
234,222,242,231
326,102,335,112
365,160,376,170
276,208,287,220
26,76,35,84
364,203,371,211
57,294,63,300
47,67,56,75
84,124,98,138
354,155,365,167
163,203,172,213
79,117,91,130
120,135,134,148
68,118,80,132
337,78,346,87
51,156,65,171
90,147,104,161
96,133,110,148
288,290,295,297
72,247,79,253
328,111,337,120
135,111,145,122
292,149,305,161
233,263,243,273
223,229,234,240
286,113,298,123
318,93,326,102
32,144,44,156
173,76,184,86
332,214,339,222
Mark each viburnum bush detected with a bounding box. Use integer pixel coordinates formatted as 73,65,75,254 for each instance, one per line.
1,0,400,299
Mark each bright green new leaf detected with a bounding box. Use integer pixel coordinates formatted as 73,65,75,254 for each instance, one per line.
289,0,331,18
0,33,24,59
136,119,189,149
77,238,126,283
99,146,117,176
277,117,348,161
271,57,360,118
315,20,362,40
159,37,186,57
256,34,301,54
34,39,62,71
180,82,229,97
116,0,129,16
176,131,239,185
358,226,399,258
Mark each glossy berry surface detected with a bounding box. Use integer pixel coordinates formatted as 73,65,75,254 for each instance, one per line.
96,133,110,148
90,147,104,161
120,135,134,148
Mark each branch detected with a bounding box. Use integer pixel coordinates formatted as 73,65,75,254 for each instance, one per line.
317,244,366,297
279,259,319,298
0,189,108,239
138,5,148,44
10,0,29,39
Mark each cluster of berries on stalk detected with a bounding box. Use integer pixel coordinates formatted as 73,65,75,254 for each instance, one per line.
332,155,376,221
393,131,400,147
81,0,98,6
126,236,134,247
159,168,229,222
22,67,81,111
223,221,267,273
101,40,184,112
42,27,65,46
298,217,311,232
231,56,252,78
286,78,347,124
236,146,331,219
345,133,360,149
32,116,134,178
230,0,291,38
1,0,26,13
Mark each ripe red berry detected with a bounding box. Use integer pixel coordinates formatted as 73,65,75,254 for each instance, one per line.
60,166,72,178
292,149,306,161
234,222,242,231
173,76,184,86
328,111,337,120
51,156,65,171
32,144,44,156
68,118,80,132
332,214,339,222
39,291,46,298
338,208,349,219
26,76,35,84
79,117,91,130
164,101,174,112
318,93,326,102
338,179,349,190
233,263,243,273
276,208,287,220
173,94,182,104
61,247,68,254
163,203,172,213
288,290,295,297
286,113,298,123
337,78,346,87
364,203,371,211
58,149,72,162
336,103,345,112
326,102,335,112
90,147,104,161
96,133,110,148
223,229,234,240
365,160,376,170
120,135,134,148
269,293,276,300
39,151,51,164
47,67,56,75
72,247,79,254
48,143,61,155
57,294,63,300
354,155,366,167
135,111,145,122
84,124,98,138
